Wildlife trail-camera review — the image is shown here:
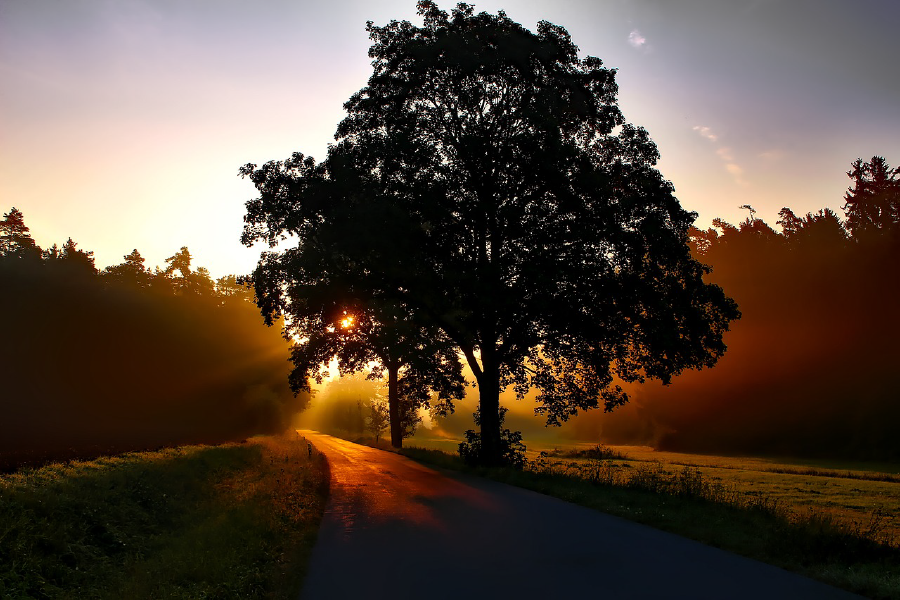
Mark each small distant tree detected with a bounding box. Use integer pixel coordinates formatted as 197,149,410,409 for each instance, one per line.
162,246,215,296
0,208,40,259
366,400,390,444
164,246,193,278
102,249,152,288
58,238,97,274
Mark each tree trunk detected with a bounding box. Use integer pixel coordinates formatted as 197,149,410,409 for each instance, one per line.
478,349,502,466
387,361,402,449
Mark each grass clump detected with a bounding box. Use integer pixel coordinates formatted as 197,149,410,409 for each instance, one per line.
0,433,328,599
547,444,629,461
401,446,900,600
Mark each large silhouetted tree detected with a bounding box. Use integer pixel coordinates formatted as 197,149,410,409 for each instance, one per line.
241,1,739,465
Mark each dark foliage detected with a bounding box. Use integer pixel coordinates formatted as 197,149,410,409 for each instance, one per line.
459,407,526,469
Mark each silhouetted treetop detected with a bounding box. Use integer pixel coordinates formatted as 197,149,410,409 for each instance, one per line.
0,207,40,260
340,1,629,156
103,249,152,288
843,156,900,240
159,246,215,296
58,238,97,273
777,207,848,249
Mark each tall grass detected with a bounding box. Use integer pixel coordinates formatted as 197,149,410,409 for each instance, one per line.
530,454,899,547
547,444,629,461
0,433,328,599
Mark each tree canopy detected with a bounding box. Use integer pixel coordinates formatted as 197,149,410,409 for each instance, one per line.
242,1,739,464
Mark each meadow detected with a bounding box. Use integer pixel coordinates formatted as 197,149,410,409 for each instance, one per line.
541,444,900,547
0,433,328,599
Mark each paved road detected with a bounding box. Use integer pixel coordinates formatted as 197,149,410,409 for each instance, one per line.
299,431,862,600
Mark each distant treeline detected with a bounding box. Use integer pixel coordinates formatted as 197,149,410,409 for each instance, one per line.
584,156,900,459
0,208,306,468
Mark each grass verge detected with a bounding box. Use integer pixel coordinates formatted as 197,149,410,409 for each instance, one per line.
400,446,900,600
0,432,329,599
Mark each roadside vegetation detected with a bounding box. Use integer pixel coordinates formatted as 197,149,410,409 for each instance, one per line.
0,433,328,599
399,444,900,600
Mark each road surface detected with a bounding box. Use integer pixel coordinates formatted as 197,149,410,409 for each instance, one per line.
299,431,862,600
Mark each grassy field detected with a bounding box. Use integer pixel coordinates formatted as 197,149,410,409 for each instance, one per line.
541,444,900,548
400,439,900,599
0,433,328,599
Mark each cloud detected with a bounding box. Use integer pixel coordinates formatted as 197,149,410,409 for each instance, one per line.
726,163,749,186
692,125,718,142
693,126,748,186
628,29,647,50
758,149,785,161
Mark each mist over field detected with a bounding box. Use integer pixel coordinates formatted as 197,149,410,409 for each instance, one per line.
584,217,899,459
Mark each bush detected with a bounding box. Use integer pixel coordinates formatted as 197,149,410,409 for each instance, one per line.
458,407,526,469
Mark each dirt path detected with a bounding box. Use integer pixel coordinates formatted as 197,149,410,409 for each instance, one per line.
299,431,862,599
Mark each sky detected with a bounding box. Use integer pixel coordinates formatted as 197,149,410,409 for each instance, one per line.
2,0,898,279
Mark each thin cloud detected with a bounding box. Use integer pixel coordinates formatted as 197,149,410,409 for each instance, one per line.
726,163,749,186
694,126,748,186
758,149,785,161
628,29,647,50
693,125,718,142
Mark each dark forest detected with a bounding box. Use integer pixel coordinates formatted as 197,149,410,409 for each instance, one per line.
572,157,900,459
0,211,305,469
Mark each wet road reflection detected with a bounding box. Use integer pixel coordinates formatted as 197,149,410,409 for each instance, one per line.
305,432,498,536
